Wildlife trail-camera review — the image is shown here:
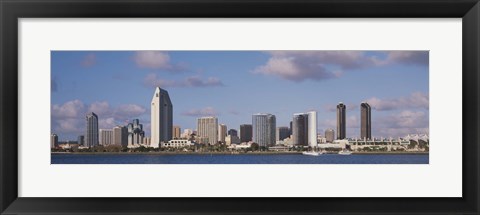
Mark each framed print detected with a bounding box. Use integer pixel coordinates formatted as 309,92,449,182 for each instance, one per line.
1,0,479,214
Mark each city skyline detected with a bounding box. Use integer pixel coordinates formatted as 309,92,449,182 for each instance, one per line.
51,51,429,140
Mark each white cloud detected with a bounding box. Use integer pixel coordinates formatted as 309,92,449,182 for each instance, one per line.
134,51,171,69
143,73,224,88
366,92,428,111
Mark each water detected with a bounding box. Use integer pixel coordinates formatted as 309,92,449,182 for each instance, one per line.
51,153,429,164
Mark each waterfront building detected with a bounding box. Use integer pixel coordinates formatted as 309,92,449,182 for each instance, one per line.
218,124,227,143
289,121,293,136
292,113,308,146
128,119,145,146
113,125,128,147
225,135,240,145
325,128,335,143
276,126,290,141
99,129,113,146
252,113,276,147
51,133,58,149
143,137,151,145
337,103,346,139
161,139,194,148
77,135,84,146
197,116,218,145
240,124,252,142
85,112,99,148
361,102,372,140
228,129,238,137
151,87,173,145
307,111,318,147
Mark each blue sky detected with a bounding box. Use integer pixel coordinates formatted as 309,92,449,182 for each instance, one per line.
51,51,429,141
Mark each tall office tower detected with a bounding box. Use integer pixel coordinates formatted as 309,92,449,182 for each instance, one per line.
173,125,181,139
151,87,173,145
128,119,145,146
77,135,85,146
289,121,293,136
252,113,276,147
307,111,318,147
197,117,218,145
228,129,238,137
240,124,253,142
360,102,372,140
50,133,58,149
218,124,227,143
276,127,290,141
325,129,335,143
113,125,128,147
99,129,113,145
337,102,346,140
85,112,99,148
293,113,308,146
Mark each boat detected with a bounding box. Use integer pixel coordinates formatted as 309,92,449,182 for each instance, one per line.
338,149,352,155
302,151,321,156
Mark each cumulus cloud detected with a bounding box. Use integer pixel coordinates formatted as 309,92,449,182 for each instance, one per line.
366,92,429,111
374,110,429,137
253,51,428,82
143,73,224,88
182,107,219,117
133,51,187,71
51,100,147,137
81,53,96,67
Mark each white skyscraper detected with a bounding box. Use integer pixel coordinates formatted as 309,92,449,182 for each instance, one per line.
197,117,218,145
151,87,173,145
252,113,276,147
99,129,113,146
218,124,227,143
307,111,318,147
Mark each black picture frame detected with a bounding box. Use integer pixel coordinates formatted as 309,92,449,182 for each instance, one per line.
1,0,479,214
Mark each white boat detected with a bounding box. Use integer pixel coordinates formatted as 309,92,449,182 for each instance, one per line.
302,151,321,156
338,149,352,155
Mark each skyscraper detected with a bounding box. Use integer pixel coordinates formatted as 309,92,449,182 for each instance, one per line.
276,127,290,141
113,125,128,147
228,129,238,137
240,124,253,142
218,124,227,143
128,119,145,146
337,103,346,140
252,113,276,147
51,133,58,149
85,112,99,148
293,113,308,146
99,129,113,145
77,135,85,146
361,102,372,140
325,129,335,143
173,125,181,139
307,111,318,147
197,117,218,145
151,87,173,145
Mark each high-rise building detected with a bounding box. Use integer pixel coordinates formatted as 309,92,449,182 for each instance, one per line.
173,125,181,139
361,102,372,140
99,129,113,146
289,121,293,136
85,112,99,148
218,124,227,143
252,113,276,147
113,125,128,147
77,135,84,146
240,124,252,142
325,129,335,143
51,133,58,149
292,111,318,147
307,111,318,147
276,127,290,141
228,129,238,137
337,103,346,140
128,119,145,146
292,113,308,146
197,117,218,145
151,87,173,145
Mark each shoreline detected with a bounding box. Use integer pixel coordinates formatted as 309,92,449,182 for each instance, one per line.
51,151,429,155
